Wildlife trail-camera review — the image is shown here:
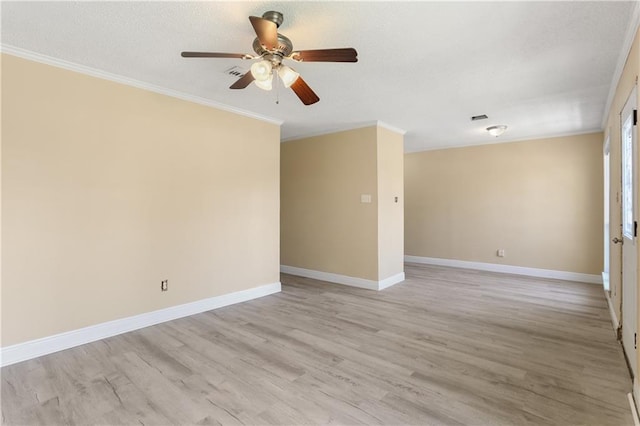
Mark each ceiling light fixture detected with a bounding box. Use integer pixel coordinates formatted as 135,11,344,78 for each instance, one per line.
254,78,273,91
249,61,300,92
486,125,507,137
278,65,300,88
251,60,274,91
250,60,272,81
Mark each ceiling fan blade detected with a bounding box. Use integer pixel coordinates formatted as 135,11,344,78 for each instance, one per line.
181,52,248,59
230,72,255,89
249,16,278,50
291,48,358,63
290,76,320,105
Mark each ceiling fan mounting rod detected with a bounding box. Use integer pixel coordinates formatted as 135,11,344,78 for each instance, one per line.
261,11,283,28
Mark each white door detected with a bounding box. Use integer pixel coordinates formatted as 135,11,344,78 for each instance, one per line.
621,86,638,378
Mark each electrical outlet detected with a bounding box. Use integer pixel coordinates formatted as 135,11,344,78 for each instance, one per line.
497,249,505,257
161,280,168,292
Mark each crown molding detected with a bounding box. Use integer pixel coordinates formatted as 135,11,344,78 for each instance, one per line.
405,128,603,154
377,121,407,135
601,0,640,129
0,44,284,126
281,120,406,142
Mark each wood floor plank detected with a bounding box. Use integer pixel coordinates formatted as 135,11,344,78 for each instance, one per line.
1,263,634,425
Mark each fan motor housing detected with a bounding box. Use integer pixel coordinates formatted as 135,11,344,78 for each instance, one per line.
252,34,293,62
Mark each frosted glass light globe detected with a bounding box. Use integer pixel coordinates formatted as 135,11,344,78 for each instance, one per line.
250,60,272,81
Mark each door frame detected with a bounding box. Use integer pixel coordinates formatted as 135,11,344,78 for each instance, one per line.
621,85,638,384
604,136,611,292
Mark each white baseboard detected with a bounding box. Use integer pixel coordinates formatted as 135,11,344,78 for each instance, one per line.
630,386,640,426
404,255,602,284
603,271,610,291
280,265,404,291
379,272,406,290
0,282,281,368
605,289,621,334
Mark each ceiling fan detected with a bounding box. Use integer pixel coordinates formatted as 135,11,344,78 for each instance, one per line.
181,10,358,106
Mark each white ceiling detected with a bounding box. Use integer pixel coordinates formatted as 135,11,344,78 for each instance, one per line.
1,1,635,152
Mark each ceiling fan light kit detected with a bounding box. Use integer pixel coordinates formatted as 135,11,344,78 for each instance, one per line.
254,77,273,91
278,65,300,88
248,60,299,91
250,60,272,82
181,10,358,105
486,125,508,137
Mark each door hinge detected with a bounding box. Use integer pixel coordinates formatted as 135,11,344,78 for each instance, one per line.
634,109,638,126
635,332,637,349
635,220,638,237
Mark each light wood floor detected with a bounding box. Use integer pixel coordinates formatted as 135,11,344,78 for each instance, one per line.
2,264,634,425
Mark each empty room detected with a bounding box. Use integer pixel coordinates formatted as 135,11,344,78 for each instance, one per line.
2,1,640,425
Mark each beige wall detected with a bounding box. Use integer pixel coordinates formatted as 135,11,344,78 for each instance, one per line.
281,125,404,282
405,133,604,275
377,126,404,280
1,54,280,346
281,127,379,281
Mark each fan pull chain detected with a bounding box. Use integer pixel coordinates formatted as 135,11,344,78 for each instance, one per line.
274,68,280,105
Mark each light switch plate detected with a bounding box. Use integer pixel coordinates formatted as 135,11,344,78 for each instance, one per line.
361,194,372,203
